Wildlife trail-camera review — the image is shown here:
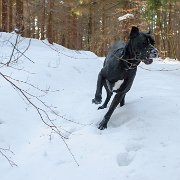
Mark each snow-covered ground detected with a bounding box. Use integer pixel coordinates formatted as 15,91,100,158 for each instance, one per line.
0,32,180,180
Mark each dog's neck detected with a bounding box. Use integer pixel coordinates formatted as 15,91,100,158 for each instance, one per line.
122,41,140,70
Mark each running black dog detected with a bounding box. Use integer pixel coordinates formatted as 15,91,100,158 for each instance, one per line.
92,26,158,130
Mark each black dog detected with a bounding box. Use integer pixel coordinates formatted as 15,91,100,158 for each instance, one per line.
92,26,158,130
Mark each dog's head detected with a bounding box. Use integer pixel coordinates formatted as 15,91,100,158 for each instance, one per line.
129,26,158,65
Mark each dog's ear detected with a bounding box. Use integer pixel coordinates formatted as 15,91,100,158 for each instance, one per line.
147,29,151,34
130,26,139,39
148,35,155,45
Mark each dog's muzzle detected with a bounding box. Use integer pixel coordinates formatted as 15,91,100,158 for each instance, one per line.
143,48,158,65
150,48,158,58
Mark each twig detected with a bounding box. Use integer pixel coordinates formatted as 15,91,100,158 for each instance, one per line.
6,34,19,66
0,147,18,167
9,38,34,63
139,65,180,72
41,40,96,60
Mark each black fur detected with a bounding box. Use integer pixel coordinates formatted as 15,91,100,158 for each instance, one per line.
92,26,158,130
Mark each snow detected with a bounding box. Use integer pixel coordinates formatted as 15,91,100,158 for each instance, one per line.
0,32,180,180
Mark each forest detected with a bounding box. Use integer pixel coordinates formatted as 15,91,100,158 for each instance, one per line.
0,0,180,59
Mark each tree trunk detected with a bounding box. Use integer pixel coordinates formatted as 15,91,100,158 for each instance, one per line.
8,0,13,32
47,0,54,44
71,14,78,49
23,0,31,37
2,0,8,32
16,0,23,34
41,0,46,40
87,1,92,50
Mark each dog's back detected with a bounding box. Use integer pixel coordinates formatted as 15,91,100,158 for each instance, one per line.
104,40,126,67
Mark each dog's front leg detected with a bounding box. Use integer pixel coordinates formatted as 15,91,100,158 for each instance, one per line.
120,94,126,107
92,71,104,104
98,72,136,130
98,92,125,130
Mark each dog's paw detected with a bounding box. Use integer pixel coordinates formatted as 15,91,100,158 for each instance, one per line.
98,105,107,110
98,118,108,130
120,102,125,107
92,98,102,104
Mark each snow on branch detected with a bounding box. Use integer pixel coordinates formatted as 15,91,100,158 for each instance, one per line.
118,14,134,21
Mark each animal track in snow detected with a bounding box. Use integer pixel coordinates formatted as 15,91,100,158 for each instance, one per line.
0,119,4,124
117,152,134,166
117,143,142,167
125,143,142,152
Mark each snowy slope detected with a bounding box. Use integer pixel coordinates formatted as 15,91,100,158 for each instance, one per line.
0,32,180,180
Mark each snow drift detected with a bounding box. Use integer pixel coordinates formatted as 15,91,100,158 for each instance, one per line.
0,32,180,180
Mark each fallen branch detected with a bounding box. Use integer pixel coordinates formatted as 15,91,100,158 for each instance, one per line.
0,147,17,167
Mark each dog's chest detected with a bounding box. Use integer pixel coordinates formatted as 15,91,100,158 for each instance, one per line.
113,80,124,90
107,79,124,91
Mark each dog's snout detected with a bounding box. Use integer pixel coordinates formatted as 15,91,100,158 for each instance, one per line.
150,48,158,58
151,49,158,54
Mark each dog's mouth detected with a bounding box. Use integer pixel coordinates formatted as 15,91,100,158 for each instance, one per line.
142,58,153,65
135,54,153,65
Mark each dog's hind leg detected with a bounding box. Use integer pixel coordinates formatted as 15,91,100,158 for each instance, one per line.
98,81,113,110
92,71,104,104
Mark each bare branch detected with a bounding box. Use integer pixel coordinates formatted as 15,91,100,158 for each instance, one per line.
41,40,96,60
139,65,180,72
0,71,80,166
6,34,19,66
0,32,96,166
0,147,18,167
9,38,34,64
